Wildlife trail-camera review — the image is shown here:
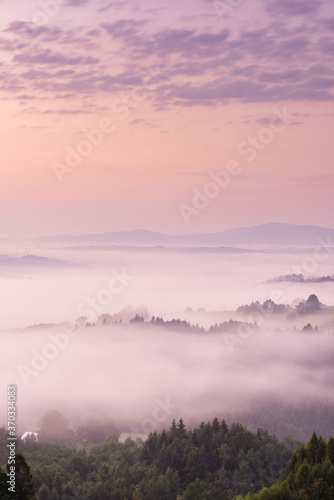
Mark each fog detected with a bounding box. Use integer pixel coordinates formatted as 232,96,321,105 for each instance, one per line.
1,245,334,330
1,325,334,441
1,244,334,441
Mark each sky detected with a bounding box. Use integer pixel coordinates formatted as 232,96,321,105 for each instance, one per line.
0,0,334,237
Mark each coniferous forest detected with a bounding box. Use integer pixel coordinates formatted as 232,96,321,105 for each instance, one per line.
1,416,334,499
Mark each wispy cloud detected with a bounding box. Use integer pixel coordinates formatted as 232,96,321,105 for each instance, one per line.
265,0,323,17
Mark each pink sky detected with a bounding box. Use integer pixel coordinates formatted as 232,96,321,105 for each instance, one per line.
0,0,333,237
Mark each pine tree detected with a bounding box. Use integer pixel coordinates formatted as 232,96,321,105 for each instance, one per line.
177,418,187,439
327,436,334,464
63,482,75,498
307,431,319,465
53,473,63,498
316,435,327,463
37,483,51,500
181,482,202,499
132,487,144,500
212,418,220,434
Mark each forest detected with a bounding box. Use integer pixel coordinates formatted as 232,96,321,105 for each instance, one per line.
1,415,334,499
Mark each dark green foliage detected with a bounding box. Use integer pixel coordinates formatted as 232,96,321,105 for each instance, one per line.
136,419,295,498
0,426,13,465
37,483,51,500
9,419,317,499
52,473,63,497
327,436,334,463
246,432,334,499
1,418,330,499
0,466,13,499
231,399,334,441
6,452,35,499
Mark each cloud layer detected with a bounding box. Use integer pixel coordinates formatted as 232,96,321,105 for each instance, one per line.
1,0,333,113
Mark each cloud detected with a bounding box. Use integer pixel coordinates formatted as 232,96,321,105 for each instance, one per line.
13,50,99,66
101,21,230,58
15,94,35,100
21,107,96,115
1,5,334,108
323,17,334,32
4,21,63,40
153,28,230,57
101,19,148,39
265,0,323,17
98,1,129,12
64,0,91,6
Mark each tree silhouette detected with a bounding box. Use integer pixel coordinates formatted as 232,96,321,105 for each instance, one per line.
297,294,321,314
38,410,74,443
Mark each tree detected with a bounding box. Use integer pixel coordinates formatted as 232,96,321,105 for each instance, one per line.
297,294,321,314
306,294,321,311
185,446,207,482
37,484,51,500
249,433,334,499
0,427,11,464
130,314,145,323
211,480,230,500
50,490,59,500
327,437,334,464
0,467,12,499
76,417,120,443
52,473,63,498
181,482,202,500
63,482,75,499
6,452,35,499
132,487,144,500
218,443,230,470
307,432,319,464
303,323,314,331
38,410,74,443
67,455,89,479
177,419,187,439
295,463,312,490
316,436,327,463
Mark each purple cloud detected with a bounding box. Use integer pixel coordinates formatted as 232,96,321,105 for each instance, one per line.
2,3,334,108
64,0,91,6
265,0,323,17
13,50,99,65
101,19,148,39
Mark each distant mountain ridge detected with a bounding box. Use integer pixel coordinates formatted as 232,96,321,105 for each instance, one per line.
36,223,334,247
